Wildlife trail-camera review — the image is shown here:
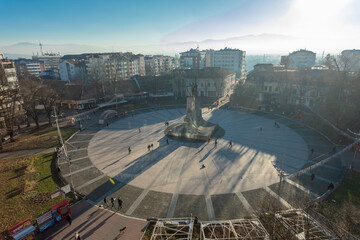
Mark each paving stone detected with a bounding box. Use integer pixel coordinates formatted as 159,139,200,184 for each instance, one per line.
242,188,287,213
268,181,313,208
173,194,209,220
132,190,172,218
211,193,249,220
105,184,144,213
290,174,329,196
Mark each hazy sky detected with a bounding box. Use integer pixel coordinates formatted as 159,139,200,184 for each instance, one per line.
1,0,359,55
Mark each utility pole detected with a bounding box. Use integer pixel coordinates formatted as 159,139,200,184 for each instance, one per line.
53,106,77,199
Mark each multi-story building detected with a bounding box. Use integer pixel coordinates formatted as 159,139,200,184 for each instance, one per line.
14,59,44,76
0,56,18,87
59,60,86,82
86,53,145,84
211,48,246,80
145,55,179,76
284,49,316,69
180,47,206,69
32,53,61,78
341,49,360,73
173,68,235,98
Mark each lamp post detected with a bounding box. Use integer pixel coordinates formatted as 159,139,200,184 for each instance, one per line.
53,106,77,200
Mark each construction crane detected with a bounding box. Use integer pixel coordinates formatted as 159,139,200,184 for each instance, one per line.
39,42,44,56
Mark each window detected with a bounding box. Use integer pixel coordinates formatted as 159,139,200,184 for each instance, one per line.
264,86,268,91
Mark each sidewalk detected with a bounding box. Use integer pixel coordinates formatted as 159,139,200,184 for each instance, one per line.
38,200,147,240
341,148,360,171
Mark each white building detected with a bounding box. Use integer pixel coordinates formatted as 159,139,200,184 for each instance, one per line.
0,55,18,87
59,60,86,82
211,48,246,80
288,49,316,68
341,49,360,73
15,59,44,76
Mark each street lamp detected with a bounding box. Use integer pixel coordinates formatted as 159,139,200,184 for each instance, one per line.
53,106,77,200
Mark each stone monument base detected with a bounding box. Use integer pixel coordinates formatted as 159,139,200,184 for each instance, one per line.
165,120,224,142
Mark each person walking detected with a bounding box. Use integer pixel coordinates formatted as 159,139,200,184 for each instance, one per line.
148,145,151,151
111,197,115,208
66,214,72,226
118,197,123,210
128,147,131,154
75,232,81,240
260,127,262,133
214,139,217,148
139,127,141,133
228,140,232,148
104,196,108,207
151,143,154,150
166,138,169,145
106,122,109,128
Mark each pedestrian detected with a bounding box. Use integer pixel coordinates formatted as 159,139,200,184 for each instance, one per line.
104,196,108,207
229,140,232,148
260,127,262,133
148,145,150,151
214,139,217,148
274,121,277,127
119,226,127,234
166,138,169,145
128,147,131,154
118,197,123,210
139,127,141,133
194,216,199,224
66,214,72,225
106,122,109,128
75,232,81,240
151,143,154,150
201,164,205,169
111,197,115,208
311,173,315,181
311,148,314,154
207,137,210,143
327,182,334,190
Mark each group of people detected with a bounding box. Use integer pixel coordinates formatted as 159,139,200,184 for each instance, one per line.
104,196,123,210
147,143,154,151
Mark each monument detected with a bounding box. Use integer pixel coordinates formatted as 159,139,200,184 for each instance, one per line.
164,80,224,141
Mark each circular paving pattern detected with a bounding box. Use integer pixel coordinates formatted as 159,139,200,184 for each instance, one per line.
88,108,309,195
60,107,344,220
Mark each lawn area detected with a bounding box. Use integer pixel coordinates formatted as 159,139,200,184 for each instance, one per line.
0,153,75,232
1,126,78,152
314,170,360,236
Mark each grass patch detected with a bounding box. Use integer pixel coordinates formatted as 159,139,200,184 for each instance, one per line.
1,126,78,152
313,170,360,236
0,153,75,232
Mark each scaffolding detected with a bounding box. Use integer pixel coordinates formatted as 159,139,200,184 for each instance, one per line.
150,218,194,240
275,209,338,240
200,219,270,240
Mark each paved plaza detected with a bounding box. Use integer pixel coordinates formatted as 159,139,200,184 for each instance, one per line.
58,107,345,221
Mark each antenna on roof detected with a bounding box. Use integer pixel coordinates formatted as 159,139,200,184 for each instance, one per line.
39,42,44,56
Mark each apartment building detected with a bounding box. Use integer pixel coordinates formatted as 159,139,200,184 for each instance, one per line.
145,55,179,76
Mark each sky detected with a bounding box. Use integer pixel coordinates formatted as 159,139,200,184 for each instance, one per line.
1,0,359,56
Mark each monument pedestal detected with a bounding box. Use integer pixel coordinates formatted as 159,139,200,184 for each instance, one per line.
165,95,224,142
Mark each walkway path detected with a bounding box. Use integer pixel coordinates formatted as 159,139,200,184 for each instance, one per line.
38,200,147,240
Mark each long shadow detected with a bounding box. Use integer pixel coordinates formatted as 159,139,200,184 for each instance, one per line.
85,135,189,203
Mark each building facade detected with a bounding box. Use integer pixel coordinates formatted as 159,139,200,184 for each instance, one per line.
32,53,61,78
0,56,18,87
211,48,246,80
180,47,206,69
59,60,86,82
341,49,360,73
173,68,235,98
14,59,44,76
145,55,179,76
286,49,316,68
